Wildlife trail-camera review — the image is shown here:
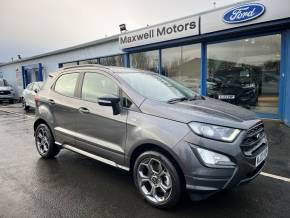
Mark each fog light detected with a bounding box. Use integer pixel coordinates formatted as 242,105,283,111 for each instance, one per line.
196,147,235,166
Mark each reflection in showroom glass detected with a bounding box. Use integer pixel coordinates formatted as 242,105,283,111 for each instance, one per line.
206,34,281,114
162,44,201,93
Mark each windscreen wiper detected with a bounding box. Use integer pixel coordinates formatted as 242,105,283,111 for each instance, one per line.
188,95,205,101
167,97,188,104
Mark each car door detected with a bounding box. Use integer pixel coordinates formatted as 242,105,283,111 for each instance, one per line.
50,72,81,146
74,71,127,164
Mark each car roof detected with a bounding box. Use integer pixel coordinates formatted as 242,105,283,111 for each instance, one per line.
60,64,150,74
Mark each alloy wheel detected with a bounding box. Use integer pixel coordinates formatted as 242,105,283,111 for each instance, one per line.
137,157,172,203
36,127,50,155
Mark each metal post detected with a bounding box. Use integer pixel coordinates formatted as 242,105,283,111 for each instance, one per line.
200,42,207,96
281,30,290,126
38,63,43,81
124,53,130,67
21,66,26,89
158,49,162,75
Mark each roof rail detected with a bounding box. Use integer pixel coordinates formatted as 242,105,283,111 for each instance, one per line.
61,64,109,70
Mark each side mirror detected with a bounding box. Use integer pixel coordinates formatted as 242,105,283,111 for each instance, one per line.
98,95,121,115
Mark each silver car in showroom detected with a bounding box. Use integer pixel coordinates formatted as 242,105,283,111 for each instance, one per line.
0,79,16,103
22,81,43,110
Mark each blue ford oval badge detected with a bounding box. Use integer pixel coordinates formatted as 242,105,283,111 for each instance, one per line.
223,3,265,24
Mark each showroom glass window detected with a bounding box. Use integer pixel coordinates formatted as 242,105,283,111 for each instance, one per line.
130,50,159,73
79,59,99,65
99,55,124,67
207,34,281,114
61,62,78,68
161,44,201,93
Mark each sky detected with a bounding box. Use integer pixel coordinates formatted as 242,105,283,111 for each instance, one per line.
0,0,239,63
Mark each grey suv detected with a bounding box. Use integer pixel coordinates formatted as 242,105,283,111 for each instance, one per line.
34,65,268,208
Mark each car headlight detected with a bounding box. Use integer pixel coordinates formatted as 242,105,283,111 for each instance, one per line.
189,122,240,142
196,147,235,166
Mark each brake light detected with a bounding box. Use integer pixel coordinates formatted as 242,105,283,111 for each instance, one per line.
34,95,40,107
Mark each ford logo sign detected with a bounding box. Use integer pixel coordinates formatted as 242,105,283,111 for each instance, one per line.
223,3,265,24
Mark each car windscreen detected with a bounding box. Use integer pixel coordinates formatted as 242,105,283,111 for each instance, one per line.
118,73,198,102
215,69,252,84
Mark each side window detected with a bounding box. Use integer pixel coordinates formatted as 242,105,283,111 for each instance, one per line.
54,73,79,97
82,73,119,102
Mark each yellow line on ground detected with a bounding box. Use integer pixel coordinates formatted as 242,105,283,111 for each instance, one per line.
261,172,290,183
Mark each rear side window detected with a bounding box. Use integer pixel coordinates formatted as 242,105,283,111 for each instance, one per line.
82,73,119,102
54,73,79,97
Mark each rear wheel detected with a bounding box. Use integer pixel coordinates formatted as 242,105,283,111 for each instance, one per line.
23,99,29,111
35,124,60,158
133,151,182,208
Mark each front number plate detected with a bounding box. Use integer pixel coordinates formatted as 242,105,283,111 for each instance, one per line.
256,147,268,167
218,95,235,99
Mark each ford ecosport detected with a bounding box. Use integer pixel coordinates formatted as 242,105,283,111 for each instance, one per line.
34,65,268,208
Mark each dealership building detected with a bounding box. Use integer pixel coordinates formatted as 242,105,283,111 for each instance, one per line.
0,0,290,125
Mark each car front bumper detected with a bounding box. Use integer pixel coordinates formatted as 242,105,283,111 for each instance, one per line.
0,94,16,100
185,152,266,201
173,125,268,200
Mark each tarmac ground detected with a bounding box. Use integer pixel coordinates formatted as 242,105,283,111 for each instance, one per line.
0,103,289,218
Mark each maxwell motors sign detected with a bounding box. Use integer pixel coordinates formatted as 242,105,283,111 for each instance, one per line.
223,3,265,24
119,16,199,49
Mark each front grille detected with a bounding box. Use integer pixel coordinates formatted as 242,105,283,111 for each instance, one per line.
241,122,265,156
0,90,10,95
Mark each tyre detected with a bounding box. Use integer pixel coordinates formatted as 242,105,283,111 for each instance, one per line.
23,99,29,111
133,151,182,208
9,99,14,104
35,123,60,158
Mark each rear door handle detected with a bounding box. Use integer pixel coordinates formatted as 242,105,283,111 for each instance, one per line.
48,99,55,105
78,107,90,114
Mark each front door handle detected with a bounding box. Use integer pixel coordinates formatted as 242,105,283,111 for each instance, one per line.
78,107,90,114
48,99,55,105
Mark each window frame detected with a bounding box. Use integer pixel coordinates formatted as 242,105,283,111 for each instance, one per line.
52,72,81,98
78,70,121,104
120,89,136,110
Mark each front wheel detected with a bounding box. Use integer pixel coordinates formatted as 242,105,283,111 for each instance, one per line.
133,151,182,208
35,124,60,158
